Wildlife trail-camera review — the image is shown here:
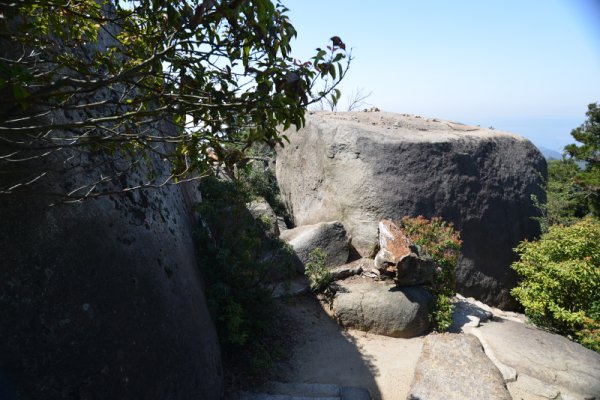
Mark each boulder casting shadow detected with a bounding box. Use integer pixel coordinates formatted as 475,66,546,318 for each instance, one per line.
331,281,432,338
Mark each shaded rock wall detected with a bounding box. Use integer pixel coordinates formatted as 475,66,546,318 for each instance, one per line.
0,7,223,400
0,178,223,400
276,112,546,308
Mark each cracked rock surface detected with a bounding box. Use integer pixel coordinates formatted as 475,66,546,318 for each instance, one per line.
408,334,512,400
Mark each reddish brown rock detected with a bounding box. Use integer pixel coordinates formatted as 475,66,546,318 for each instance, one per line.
374,220,438,285
374,220,411,271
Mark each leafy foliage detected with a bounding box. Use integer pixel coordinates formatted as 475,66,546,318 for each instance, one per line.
195,176,295,370
0,0,349,200
237,144,290,219
564,102,600,216
305,247,332,293
401,216,461,331
533,159,590,232
511,218,600,352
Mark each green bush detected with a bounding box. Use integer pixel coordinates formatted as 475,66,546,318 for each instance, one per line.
533,159,590,232
511,218,600,352
401,216,462,332
305,247,332,293
196,177,296,371
238,144,290,220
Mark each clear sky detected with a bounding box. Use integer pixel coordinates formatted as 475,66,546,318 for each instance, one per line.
284,0,600,152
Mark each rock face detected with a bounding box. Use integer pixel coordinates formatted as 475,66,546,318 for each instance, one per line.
331,281,431,338
280,221,350,272
408,334,511,400
473,319,600,400
276,111,546,308
0,12,222,400
0,179,223,400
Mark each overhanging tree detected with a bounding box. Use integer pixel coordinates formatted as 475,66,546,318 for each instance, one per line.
0,0,349,200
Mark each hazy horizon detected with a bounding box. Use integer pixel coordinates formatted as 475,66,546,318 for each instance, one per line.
286,0,600,152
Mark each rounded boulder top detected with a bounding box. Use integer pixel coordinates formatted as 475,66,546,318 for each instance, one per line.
304,110,528,144
277,110,546,309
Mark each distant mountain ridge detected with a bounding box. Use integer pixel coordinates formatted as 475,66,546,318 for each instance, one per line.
538,146,563,160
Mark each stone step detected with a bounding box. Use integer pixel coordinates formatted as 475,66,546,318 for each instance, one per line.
232,381,371,400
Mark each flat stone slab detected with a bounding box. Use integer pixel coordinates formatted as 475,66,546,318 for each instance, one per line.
332,281,431,338
329,258,368,281
408,334,511,400
474,319,600,399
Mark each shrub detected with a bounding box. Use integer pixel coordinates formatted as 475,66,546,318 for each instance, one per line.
305,247,332,293
238,144,290,220
196,177,296,371
511,218,600,352
401,216,462,331
532,159,590,233
511,218,600,351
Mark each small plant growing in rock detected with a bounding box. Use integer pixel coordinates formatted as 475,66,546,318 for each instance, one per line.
260,214,272,230
401,216,462,331
305,247,332,293
511,218,600,352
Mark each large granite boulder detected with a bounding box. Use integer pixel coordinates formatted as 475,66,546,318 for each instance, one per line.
280,221,350,272
331,281,431,338
276,111,545,308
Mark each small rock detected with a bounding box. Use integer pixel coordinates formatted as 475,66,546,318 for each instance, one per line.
373,220,411,269
329,260,364,281
280,221,350,272
395,252,437,286
450,295,494,332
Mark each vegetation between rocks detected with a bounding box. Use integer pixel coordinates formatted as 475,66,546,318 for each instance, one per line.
305,247,332,293
511,218,600,352
514,103,600,352
195,176,295,373
401,216,461,332
532,158,589,232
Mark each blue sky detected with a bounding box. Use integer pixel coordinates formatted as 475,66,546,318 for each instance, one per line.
284,0,600,152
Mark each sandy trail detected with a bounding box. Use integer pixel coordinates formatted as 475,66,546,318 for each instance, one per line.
272,295,423,400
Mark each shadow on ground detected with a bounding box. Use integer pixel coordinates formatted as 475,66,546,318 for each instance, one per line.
272,294,382,399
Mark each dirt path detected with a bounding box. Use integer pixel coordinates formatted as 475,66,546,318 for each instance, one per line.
272,295,423,400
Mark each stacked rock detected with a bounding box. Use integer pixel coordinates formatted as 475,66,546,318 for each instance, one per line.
330,220,434,338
